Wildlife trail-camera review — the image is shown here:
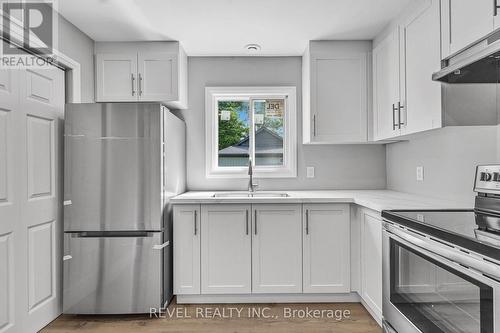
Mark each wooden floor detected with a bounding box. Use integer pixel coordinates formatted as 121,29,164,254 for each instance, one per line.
41,299,382,333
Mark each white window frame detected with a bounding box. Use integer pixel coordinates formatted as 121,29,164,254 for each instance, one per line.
205,86,297,178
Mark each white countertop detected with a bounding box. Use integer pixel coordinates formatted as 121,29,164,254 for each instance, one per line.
171,190,469,212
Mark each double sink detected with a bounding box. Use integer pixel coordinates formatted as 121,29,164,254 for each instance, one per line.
212,191,289,198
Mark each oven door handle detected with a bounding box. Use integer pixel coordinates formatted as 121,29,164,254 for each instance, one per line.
385,223,500,280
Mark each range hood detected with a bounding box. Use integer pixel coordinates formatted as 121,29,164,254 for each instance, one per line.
433,30,500,83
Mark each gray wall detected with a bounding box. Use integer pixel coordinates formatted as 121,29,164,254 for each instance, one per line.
183,57,386,191
58,15,95,102
386,126,499,206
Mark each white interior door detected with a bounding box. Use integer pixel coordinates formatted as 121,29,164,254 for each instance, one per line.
252,204,302,294
20,68,64,332
0,68,19,333
0,67,64,333
201,204,251,294
137,52,178,102
96,53,138,102
303,204,350,293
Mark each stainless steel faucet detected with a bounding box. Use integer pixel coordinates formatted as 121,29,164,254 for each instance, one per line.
248,159,258,192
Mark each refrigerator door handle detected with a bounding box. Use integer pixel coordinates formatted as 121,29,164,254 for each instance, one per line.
69,231,156,238
152,240,170,250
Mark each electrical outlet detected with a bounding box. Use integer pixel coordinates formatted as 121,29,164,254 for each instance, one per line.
416,166,424,181
306,166,315,178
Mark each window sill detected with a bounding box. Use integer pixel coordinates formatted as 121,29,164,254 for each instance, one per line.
206,167,297,179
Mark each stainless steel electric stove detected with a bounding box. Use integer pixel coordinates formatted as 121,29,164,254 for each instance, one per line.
381,165,500,333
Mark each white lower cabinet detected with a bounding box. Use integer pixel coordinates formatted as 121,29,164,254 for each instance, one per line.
359,207,383,322
201,204,251,294
303,204,350,293
173,205,200,295
174,203,356,298
252,204,303,293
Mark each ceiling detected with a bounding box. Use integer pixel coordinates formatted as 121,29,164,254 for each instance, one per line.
58,0,412,56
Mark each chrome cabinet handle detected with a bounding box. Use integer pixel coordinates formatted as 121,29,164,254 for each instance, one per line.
392,103,398,130
131,73,135,96
313,115,317,137
397,102,405,128
305,210,309,235
63,255,72,261
254,210,257,235
194,210,197,235
138,73,143,96
246,210,249,235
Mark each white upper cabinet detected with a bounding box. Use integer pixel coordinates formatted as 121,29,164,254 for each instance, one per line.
200,204,252,294
372,0,442,140
96,53,138,102
303,41,371,144
400,0,442,135
95,42,188,109
303,204,350,294
372,28,401,141
138,52,178,102
441,0,497,58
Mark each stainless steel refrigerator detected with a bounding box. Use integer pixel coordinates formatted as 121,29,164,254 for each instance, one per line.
62,103,185,314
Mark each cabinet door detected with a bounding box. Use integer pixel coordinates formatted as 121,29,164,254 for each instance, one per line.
401,0,442,135
138,52,178,102
252,204,302,293
96,53,138,102
173,205,200,295
303,204,350,293
201,204,251,294
446,0,494,56
373,28,401,140
310,53,368,143
360,209,382,320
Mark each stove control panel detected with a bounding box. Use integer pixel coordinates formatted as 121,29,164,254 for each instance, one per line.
474,165,500,194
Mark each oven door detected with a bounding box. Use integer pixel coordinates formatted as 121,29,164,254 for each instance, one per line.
382,223,500,333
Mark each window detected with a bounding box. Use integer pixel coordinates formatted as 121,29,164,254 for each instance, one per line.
205,87,297,178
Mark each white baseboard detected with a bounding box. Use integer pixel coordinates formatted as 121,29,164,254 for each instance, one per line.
175,292,382,328
176,293,360,304
360,298,382,327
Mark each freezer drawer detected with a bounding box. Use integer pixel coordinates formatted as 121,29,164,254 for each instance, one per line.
63,232,166,314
